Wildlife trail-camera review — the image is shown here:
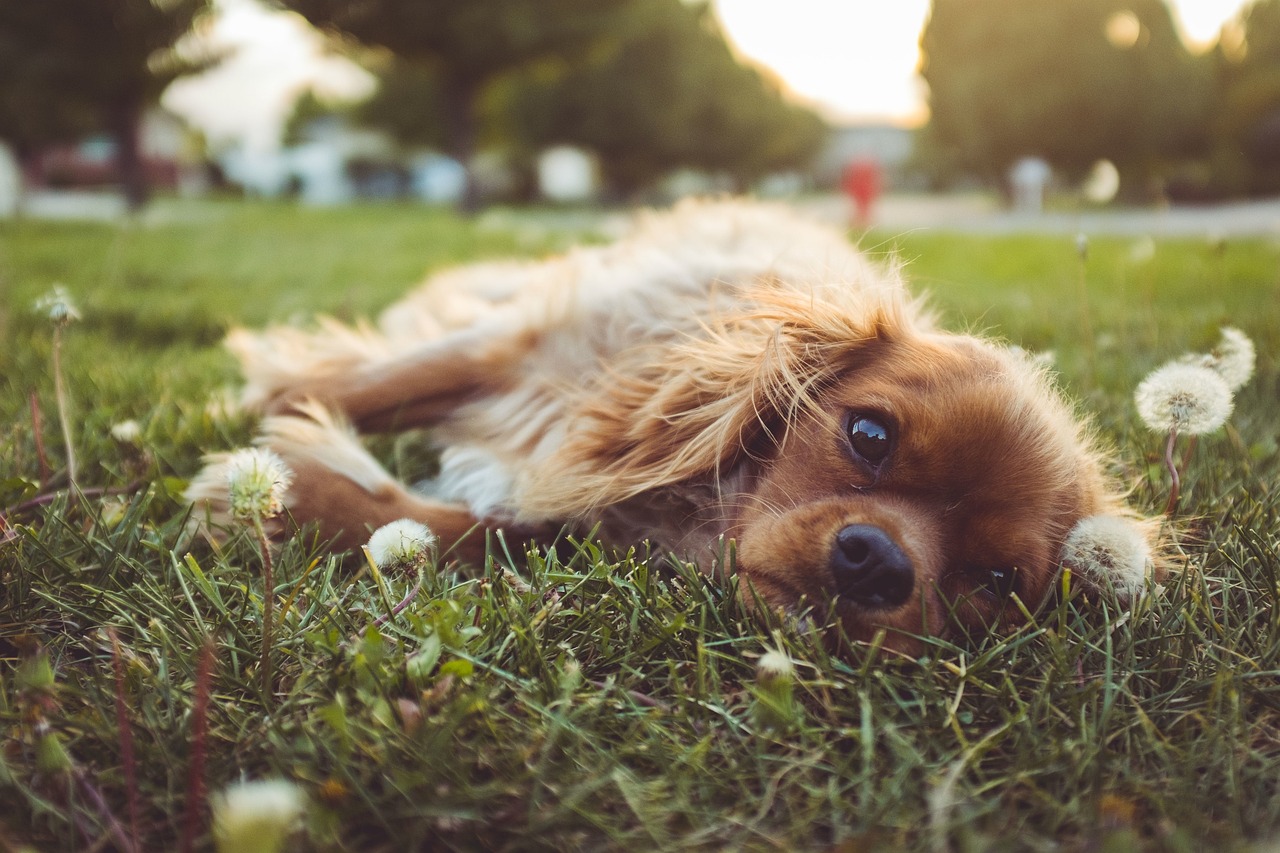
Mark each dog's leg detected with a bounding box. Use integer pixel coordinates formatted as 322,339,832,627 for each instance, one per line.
232,324,539,433
187,404,542,564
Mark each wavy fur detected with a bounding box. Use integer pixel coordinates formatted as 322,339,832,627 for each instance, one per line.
189,198,1159,653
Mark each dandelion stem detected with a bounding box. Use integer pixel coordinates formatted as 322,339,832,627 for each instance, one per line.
180,636,214,853
1179,434,1199,472
370,570,425,631
108,628,141,850
51,325,77,490
73,765,139,853
1076,252,1094,377
4,480,146,517
1163,427,1181,516
256,519,276,705
29,392,51,487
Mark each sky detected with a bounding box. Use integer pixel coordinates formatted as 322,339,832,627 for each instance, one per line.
163,0,1256,152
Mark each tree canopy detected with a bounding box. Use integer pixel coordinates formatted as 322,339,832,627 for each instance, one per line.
919,0,1210,193
1212,0,1280,194
0,0,218,208
284,0,826,200
491,0,826,195
276,0,643,208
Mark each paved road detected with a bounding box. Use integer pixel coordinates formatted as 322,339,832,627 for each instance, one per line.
803,192,1280,238
11,189,1280,239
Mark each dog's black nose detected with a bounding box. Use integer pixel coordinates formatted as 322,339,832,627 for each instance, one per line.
830,524,914,608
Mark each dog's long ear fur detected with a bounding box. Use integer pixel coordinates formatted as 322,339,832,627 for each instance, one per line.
515,284,921,518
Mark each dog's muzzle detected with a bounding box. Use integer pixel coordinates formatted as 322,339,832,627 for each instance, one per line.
830,524,914,609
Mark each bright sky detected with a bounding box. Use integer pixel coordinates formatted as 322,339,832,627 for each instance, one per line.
714,0,1251,126
164,0,1255,150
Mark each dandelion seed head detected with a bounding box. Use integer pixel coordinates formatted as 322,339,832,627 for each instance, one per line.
1075,232,1089,261
756,649,795,688
1128,236,1156,265
225,448,292,522
35,284,81,325
212,779,306,853
367,518,436,570
1060,515,1152,601
1134,361,1233,435
1210,326,1256,391
1177,326,1256,393
110,420,142,444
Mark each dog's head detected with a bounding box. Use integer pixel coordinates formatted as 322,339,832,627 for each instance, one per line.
526,283,1157,654
730,320,1156,651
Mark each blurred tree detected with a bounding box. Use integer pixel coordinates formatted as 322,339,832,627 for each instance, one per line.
283,90,347,147
0,0,219,210
1212,0,1280,194
488,0,827,197
299,0,825,201
919,0,1211,196
275,0,640,210
354,62,449,153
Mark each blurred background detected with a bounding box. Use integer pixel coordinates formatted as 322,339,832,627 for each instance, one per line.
1,0,1277,222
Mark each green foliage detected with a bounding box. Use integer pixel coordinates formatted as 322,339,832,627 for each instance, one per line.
919,0,1211,192
1212,0,1280,195
1,202,1279,849
278,0,825,201
0,0,220,207
276,0,644,208
490,0,827,195
353,62,449,152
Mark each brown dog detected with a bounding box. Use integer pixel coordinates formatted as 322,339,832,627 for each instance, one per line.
189,200,1156,652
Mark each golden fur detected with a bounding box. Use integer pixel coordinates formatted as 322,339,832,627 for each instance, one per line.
188,199,1156,653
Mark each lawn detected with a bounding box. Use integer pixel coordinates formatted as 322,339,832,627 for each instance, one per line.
1,199,1278,851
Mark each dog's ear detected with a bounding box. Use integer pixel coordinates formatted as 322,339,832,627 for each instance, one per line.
1058,514,1164,602
516,285,918,517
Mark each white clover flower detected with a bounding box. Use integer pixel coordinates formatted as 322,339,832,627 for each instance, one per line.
755,648,795,689
1134,362,1233,435
212,779,306,853
35,284,81,325
109,420,142,444
1060,515,1153,601
366,518,436,570
225,448,293,523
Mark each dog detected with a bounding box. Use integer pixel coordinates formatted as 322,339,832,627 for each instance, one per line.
188,199,1157,653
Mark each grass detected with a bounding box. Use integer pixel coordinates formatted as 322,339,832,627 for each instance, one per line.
1,199,1278,851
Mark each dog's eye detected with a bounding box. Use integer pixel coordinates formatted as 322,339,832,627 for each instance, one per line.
978,566,1020,600
847,415,892,467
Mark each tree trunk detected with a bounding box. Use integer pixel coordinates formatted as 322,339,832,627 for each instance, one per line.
441,73,480,214
111,94,149,212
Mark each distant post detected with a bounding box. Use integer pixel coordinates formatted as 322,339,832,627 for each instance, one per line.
841,156,882,229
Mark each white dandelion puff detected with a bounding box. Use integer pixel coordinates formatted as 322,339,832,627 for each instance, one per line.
212,779,306,853
109,420,142,444
1179,326,1256,392
34,284,81,325
1128,236,1156,265
755,648,795,689
752,647,799,730
225,448,293,523
1213,327,1257,390
1075,232,1089,261
366,518,437,570
1060,515,1153,601
1134,362,1233,435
